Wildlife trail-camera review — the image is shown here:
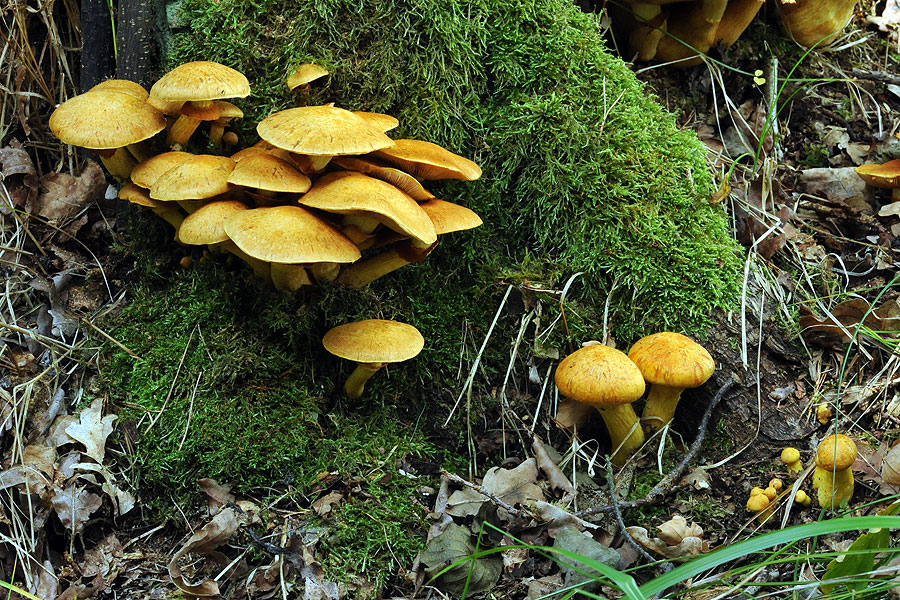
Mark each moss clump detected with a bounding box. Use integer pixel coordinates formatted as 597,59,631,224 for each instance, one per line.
167,0,742,340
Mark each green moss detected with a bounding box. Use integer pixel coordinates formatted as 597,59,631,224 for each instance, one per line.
167,0,742,341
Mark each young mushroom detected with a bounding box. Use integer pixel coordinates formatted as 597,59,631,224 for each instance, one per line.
780,447,803,475
812,434,857,510
322,319,424,399
627,332,715,433
554,344,646,466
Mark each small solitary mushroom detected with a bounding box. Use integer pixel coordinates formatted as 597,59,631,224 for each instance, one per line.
554,344,646,466
627,332,715,433
812,434,857,510
780,447,802,474
322,319,424,399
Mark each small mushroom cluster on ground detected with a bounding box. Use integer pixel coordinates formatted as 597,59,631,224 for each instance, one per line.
747,436,857,519
613,0,857,66
49,61,484,291
554,331,714,466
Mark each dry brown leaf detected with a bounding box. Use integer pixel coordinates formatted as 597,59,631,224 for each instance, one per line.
626,516,709,559
532,435,575,499
65,398,116,463
311,490,344,516
799,298,900,347
168,505,259,597
50,483,103,533
35,160,105,223
732,175,793,259
553,397,594,432
656,515,704,546
199,477,235,514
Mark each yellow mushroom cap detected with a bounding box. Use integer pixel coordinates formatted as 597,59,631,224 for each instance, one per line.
89,79,150,100
627,332,715,389
150,155,235,201
750,486,766,497
118,181,165,208
815,434,857,471
763,486,777,500
130,151,194,188
286,63,329,90
49,90,166,150
554,344,646,409
780,447,801,465
214,101,244,120
419,199,483,235
227,154,312,194
331,156,434,201
372,138,482,181
353,111,399,133
322,319,424,364
177,199,249,245
150,61,250,102
769,478,783,492
747,494,770,512
299,171,437,245
795,490,811,506
223,205,361,264
855,160,900,188
257,105,395,156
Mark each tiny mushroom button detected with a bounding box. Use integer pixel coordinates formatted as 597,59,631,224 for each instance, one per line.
322,319,425,399
627,332,715,434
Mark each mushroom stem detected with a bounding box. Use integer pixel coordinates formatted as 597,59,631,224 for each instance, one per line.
151,206,186,230
344,362,386,399
167,114,203,147
640,384,685,432
336,241,435,288
220,240,272,281
97,147,138,181
812,465,854,509
596,403,645,466
271,263,312,291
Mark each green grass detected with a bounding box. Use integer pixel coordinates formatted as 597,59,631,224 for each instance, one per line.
166,0,743,342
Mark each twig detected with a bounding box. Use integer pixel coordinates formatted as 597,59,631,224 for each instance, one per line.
851,68,900,86
606,461,659,567
440,468,540,521
575,377,736,517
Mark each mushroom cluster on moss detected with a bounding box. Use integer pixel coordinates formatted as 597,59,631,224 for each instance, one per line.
49,62,484,291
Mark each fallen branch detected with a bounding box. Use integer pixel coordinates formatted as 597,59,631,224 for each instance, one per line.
575,377,736,517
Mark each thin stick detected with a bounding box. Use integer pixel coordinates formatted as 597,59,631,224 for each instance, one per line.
440,468,540,521
575,377,735,517
606,462,660,567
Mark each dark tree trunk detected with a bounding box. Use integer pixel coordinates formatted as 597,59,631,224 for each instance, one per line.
116,0,157,88
79,0,115,92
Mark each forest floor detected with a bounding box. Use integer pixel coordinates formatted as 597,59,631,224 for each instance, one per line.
4,2,900,599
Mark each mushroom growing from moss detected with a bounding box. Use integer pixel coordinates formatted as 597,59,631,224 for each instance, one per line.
781,447,802,474
554,344,646,466
812,434,857,510
49,89,166,180
322,319,424,399
627,332,715,433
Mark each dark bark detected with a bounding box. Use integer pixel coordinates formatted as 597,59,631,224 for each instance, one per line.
79,0,115,92
116,0,157,87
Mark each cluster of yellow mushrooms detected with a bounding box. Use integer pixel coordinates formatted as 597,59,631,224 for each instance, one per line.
747,435,858,517
48,61,483,293
554,332,715,466
617,0,857,66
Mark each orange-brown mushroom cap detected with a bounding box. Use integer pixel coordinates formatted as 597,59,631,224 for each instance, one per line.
257,105,395,156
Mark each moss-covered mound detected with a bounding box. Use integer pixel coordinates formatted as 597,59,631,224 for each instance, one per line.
167,0,742,340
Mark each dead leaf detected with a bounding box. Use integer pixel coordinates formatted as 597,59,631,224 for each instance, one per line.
50,483,103,533
199,477,234,515
532,436,575,500
311,490,344,516
35,160,104,224
481,458,545,509
168,504,259,597
65,398,116,463
419,523,501,596
626,516,710,559
553,397,594,432
656,515,704,546
882,444,900,485
799,298,900,347
680,467,711,491
732,175,793,259
73,462,136,515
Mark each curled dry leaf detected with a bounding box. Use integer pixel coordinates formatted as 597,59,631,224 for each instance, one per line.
626,515,709,559
419,523,501,596
882,444,900,485
799,298,900,347
198,477,234,514
446,458,545,518
531,435,575,500
168,504,260,597
311,490,344,516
